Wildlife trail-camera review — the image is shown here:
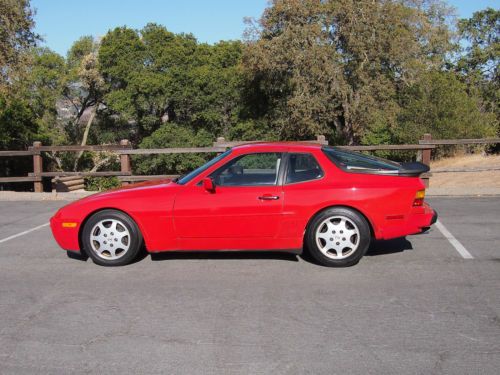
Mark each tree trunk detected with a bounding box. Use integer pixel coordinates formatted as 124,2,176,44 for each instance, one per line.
72,106,96,171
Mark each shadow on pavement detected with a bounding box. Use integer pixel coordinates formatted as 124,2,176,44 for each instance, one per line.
150,251,299,262
366,237,413,256
66,238,412,264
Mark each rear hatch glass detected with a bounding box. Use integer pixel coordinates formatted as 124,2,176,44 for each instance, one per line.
322,147,429,177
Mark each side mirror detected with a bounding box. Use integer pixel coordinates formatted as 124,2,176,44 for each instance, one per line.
202,177,215,193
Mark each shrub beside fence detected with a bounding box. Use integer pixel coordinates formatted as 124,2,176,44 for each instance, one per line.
0,134,499,192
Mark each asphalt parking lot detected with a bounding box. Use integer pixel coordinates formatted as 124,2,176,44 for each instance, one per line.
0,197,499,374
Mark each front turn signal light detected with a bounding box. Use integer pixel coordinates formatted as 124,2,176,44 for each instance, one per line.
413,190,425,207
62,222,78,228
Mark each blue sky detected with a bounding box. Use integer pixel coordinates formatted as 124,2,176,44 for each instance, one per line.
32,0,499,57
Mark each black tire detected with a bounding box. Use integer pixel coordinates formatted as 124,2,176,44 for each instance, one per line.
305,207,371,267
81,209,143,267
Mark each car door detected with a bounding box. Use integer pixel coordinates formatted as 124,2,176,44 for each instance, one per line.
173,152,285,249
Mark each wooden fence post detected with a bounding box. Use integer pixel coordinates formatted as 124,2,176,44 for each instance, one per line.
32,141,43,192
120,139,131,185
421,133,432,188
214,137,226,154
214,137,225,146
316,135,328,145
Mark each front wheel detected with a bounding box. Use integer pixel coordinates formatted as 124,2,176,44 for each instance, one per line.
305,207,371,267
81,210,143,266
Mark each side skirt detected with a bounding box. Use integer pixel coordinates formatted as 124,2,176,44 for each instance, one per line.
148,248,303,255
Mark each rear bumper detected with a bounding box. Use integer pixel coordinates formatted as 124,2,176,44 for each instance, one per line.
430,210,438,225
377,203,437,239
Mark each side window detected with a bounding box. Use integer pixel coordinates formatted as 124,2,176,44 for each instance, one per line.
210,153,282,186
286,153,323,184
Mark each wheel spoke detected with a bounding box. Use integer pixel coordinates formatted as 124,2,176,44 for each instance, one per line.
95,244,107,255
91,233,103,243
347,235,357,246
317,232,331,241
338,218,347,231
325,221,336,233
116,231,128,239
334,247,343,258
97,222,107,234
344,228,356,238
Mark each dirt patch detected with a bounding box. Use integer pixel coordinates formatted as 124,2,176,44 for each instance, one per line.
430,154,500,188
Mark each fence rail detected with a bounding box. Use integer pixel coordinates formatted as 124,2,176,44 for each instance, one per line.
419,138,500,145
1,134,499,191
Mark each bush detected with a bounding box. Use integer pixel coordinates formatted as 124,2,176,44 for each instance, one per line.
85,177,121,191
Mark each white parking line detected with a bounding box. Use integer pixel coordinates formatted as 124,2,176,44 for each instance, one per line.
0,223,50,244
435,220,474,259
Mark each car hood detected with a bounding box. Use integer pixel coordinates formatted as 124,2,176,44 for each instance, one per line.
70,178,177,205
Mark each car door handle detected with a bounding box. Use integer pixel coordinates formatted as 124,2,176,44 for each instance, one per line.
258,194,280,200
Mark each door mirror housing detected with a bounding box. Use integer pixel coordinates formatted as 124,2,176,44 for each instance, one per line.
202,177,215,193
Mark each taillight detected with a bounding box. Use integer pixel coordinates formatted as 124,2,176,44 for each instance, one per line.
413,189,425,207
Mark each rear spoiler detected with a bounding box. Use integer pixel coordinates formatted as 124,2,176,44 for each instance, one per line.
344,162,429,177
397,162,430,177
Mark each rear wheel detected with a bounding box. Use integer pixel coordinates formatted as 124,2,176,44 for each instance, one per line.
81,210,143,266
306,207,371,267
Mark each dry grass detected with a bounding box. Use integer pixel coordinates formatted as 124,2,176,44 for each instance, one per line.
430,154,500,188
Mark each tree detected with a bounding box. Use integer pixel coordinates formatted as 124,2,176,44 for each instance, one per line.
458,8,499,81
394,70,497,143
243,0,455,144
98,24,244,143
457,8,499,124
0,0,38,88
64,36,105,170
11,38,107,172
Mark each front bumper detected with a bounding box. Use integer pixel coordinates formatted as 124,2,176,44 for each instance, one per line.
50,214,81,251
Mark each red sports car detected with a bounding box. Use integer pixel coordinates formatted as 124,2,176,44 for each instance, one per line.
50,143,437,267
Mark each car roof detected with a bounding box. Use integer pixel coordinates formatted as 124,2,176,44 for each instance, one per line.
231,142,324,152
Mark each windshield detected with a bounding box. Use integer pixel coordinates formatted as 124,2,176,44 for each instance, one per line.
322,147,400,172
176,150,232,185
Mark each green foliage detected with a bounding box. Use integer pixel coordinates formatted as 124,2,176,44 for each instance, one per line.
243,0,455,144
133,123,213,175
0,0,38,86
67,36,97,70
458,8,499,80
0,95,39,149
99,24,244,141
228,119,277,142
457,8,499,125
23,48,67,144
394,71,497,143
85,176,121,191
234,153,280,169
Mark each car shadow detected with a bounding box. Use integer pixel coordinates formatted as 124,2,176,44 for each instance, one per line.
66,238,412,265
299,237,413,265
65,244,150,265
366,237,413,256
150,251,299,262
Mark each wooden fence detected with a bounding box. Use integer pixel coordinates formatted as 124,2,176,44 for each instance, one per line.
0,134,499,192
